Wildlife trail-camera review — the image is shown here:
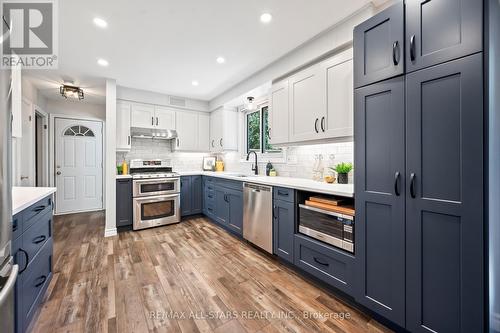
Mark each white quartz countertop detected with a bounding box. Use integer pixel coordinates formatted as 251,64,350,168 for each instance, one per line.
12,187,57,215
177,171,354,197
116,174,132,179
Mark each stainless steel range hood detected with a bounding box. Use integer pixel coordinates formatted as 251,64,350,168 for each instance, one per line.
131,127,178,140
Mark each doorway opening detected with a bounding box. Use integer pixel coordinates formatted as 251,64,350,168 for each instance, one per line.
34,108,49,187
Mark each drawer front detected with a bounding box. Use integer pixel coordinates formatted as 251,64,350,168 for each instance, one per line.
21,238,53,326
205,202,216,219
23,196,52,231
294,234,354,295
215,178,243,191
12,212,22,241
273,187,294,203
22,211,52,265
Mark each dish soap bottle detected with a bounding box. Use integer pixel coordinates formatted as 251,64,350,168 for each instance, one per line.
266,161,273,176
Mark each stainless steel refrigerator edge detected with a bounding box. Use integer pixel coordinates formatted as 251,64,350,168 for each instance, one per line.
0,25,18,333
243,183,273,254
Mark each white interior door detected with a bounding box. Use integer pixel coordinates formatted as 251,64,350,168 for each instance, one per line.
55,118,103,214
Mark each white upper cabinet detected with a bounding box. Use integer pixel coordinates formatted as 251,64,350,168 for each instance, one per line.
210,107,237,152
197,113,210,152
322,49,353,138
269,80,289,145
155,106,176,130
175,111,198,151
131,103,155,129
116,101,131,151
289,64,326,142
268,47,354,145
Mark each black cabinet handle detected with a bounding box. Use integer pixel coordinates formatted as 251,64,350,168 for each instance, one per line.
32,235,46,244
394,171,401,196
12,220,18,232
208,195,213,199
211,140,215,148
320,117,325,132
220,138,223,147
177,138,180,147
128,135,131,145
34,275,47,288
410,35,416,61
18,249,28,273
392,41,400,65
313,257,329,266
151,117,154,126
273,205,277,219
314,118,319,133
156,117,159,126
410,173,416,198
33,205,46,212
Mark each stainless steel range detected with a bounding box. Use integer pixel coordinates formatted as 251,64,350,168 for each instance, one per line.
130,159,181,230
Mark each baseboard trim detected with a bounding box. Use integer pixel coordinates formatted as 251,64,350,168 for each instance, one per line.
104,228,117,237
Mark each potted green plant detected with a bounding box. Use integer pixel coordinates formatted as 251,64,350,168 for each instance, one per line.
331,162,353,184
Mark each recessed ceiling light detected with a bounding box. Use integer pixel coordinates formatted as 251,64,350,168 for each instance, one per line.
216,56,226,64
97,58,109,67
191,80,199,86
260,13,273,23
93,17,108,28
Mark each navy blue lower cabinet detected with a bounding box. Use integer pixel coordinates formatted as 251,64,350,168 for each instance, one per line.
294,234,354,295
353,77,406,326
214,185,229,225
191,176,202,214
180,176,192,216
181,176,203,217
405,53,484,333
116,178,133,227
273,198,295,263
12,195,54,333
226,188,243,235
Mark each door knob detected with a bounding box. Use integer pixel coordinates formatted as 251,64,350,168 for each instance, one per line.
56,171,61,175
20,176,29,180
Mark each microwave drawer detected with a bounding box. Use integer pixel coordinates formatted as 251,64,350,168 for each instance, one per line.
294,234,354,295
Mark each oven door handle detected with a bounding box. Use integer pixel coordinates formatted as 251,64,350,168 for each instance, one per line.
133,194,180,203
298,203,354,220
133,178,180,185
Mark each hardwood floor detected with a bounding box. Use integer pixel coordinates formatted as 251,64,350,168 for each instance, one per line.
29,212,392,333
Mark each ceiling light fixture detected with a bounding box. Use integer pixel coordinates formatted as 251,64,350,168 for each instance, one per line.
93,17,108,28
216,56,226,64
260,13,273,23
97,58,109,67
192,80,199,86
60,85,84,100
246,96,256,110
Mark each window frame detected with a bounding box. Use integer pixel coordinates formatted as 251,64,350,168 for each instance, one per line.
243,102,284,161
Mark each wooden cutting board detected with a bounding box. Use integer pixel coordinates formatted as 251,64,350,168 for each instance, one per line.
305,200,355,217
309,196,345,206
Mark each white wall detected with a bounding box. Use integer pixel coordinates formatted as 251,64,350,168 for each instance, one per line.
209,5,376,110
21,77,48,110
45,99,105,120
105,79,117,237
117,85,209,112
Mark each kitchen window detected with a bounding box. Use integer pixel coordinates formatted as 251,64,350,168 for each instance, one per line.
245,104,281,155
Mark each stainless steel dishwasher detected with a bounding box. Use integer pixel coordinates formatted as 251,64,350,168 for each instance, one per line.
243,182,273,253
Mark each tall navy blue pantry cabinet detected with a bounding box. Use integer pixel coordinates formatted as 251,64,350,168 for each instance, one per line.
354,0,484,332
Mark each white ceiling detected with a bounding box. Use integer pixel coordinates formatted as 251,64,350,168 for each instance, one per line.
26,0,373,102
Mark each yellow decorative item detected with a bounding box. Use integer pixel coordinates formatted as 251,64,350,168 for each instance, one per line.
215,160,224,172
122,160,128,175
324,175,336,183
269,169,277,177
